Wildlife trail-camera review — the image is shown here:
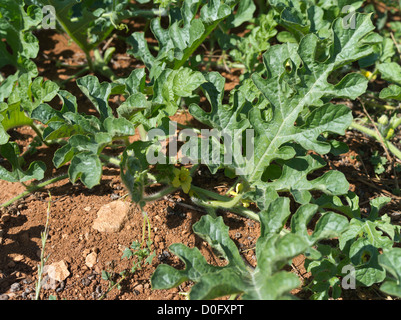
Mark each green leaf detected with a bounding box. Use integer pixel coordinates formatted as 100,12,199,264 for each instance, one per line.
189,13,373,195
0,0,42,75
377,62,401,85
349,238,385,286
152,198,348,300
379,248,401,298
68,152,102,188
291,204,349,246
76,75,125,122
0,142,46,182
127,0,240,76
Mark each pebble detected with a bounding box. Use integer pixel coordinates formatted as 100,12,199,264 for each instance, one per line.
134,284,143,292
10,282,20,292
110,193,120,200
82,277,91,287
0,294,9,300
158,251,170,262
247,221,255,228
25,287,33,294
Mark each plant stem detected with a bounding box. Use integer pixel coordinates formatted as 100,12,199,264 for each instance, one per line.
0,174,68,208
191,185,232,201
31,123,50,147
99,154,121,167
142,186,177,202
229,206,260,222
137,124,147,141
35,192,52,300
98,272,127,301
350,121,401,160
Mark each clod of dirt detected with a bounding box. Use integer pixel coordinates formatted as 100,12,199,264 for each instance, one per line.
92,200,132,233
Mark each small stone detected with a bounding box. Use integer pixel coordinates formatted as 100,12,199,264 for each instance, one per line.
85,252,98,268
84,207,91,212
110,193,120,200
47,260,70,282
92,200,132,233
158,251,170,262
14,254,24,262
247,221,255,228
134,284,143,292
82,277,91,286
10,282,21,292
0,294,9,300
41,274,58,290
25,287,33,294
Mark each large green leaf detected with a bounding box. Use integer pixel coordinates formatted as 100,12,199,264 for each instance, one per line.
152,196,350,300
189,13,374,199
0,0,42,76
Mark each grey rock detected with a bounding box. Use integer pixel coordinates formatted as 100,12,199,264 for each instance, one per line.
10,282,21,292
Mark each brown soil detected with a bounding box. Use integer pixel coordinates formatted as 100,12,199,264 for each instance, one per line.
0,23,400,302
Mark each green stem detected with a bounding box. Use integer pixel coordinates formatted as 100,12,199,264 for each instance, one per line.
350,121,401,160
98,272,127,301
229,206,260,222
59,66,90,86
35,192,52,300
1,174,68,208
31,123,50,147
142,186,177,202
99,154,121,167
191,185,232,202
137,124,147,141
